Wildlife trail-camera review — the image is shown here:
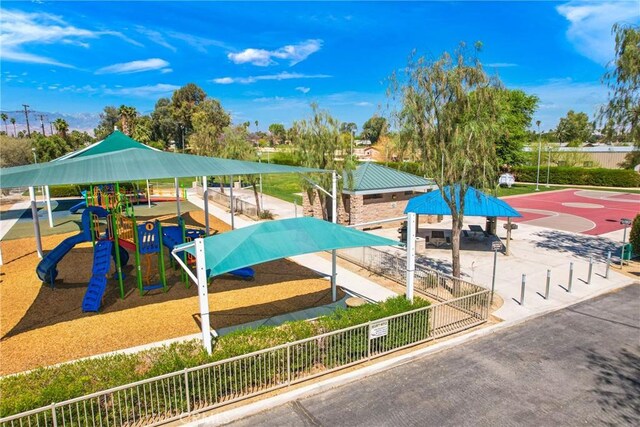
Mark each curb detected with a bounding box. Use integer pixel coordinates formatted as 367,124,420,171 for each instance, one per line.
185,280,637,426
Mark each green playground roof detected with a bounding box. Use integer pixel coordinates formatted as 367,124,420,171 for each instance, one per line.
176,217,399,278
54,130,157,161
343,163,434,195
0,132,326,188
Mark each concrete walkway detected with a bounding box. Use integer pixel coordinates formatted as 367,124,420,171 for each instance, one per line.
186,190,397,302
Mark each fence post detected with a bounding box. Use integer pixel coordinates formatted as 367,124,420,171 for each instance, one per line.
183,368,191,414
287,345,291,386
605,251,611,279
587,257,593,285
51,403,57,427
568,262,573,293
490,249,497,305
520,274,526,306
367,321,372,360
545,269,551,300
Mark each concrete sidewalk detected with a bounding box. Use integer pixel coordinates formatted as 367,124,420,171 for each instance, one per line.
186,191,397,302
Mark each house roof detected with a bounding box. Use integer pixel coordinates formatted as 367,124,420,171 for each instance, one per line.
344,163,434,195
177,217,399,279
405,185,522,218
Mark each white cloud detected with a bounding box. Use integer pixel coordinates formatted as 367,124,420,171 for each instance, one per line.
167,31,231,53
253,96,285,103
483,63,517,68
354,101,373,107
104,83,180,97
96,58,171,74
295,86,311,94
228,39,323,66
0,9,141,67
136,27,177,52
516,78,607,129
212,71,331,85
557,1,640,65
160,68,173,74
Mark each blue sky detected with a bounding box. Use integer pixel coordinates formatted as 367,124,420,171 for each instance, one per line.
1,1,639,132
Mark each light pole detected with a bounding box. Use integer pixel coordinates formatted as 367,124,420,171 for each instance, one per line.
257,150,264,212
32,147,38,164
621,218,632,244
535,120,541,191
546,145,551,188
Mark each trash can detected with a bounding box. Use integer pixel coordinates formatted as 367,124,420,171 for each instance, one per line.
485,216,497,236
622,243,633,261
398,221,407,243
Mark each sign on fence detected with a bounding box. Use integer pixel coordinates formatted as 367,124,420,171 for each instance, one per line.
369,319,389,339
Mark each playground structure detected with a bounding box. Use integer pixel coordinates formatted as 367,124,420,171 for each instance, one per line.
36,183,255,313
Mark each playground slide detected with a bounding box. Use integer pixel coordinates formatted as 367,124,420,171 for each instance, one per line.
82,240,113,312
69,200,86,214
35,206,111,286
162,226,255,280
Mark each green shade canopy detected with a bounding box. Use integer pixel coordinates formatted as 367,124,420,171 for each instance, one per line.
55,130,157,161
177,217,400,278
0,148,324,188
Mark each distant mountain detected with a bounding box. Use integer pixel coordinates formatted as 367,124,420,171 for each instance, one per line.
0,111,101,136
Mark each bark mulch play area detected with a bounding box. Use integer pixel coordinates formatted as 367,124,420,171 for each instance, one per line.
0,206,344,375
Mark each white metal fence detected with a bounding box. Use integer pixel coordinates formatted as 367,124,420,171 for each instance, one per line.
195,185,259,220
336,246,487,302
0,291,488,427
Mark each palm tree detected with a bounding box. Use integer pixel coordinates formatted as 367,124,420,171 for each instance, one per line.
53,118,69,139
118,105,138,136
10,117,16,136
1,113,7,135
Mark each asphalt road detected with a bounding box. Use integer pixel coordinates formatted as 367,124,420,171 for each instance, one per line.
226,284,640,427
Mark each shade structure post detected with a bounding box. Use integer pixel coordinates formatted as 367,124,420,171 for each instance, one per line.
146,180,151,208
202,176,210,235
406,212,416,302
506,217,512,256
229,175,235,230
29,186,43,259
44,185,53,228
175,177,181,218
194,238,212,354
331,170,337,302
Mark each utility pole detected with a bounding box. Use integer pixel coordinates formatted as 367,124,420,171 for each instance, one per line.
22,104,31,138
39,114,47,135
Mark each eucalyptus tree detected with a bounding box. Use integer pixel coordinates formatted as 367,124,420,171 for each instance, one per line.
292,103,353,220
390,42,502,279
599,23,640,168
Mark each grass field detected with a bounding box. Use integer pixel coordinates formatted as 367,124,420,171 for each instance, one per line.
261,173,303,204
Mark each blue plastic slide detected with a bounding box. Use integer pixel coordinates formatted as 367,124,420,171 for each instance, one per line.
35,206,108,287
69,191,88,214
162,225,255,280
82,240,113,312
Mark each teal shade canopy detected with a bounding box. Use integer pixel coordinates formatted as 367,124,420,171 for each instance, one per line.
0,131,324,188
177,217,400,278
54,130,157,161
405,185,522,218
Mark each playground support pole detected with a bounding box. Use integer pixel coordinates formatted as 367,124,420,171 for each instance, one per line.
111,213,124,299
146,180,151,209
331,171,337,302
29,186,43,259
406,212,416,302
202,176,210,235
44,185,53,228
175,177,181,218
195,237,212,354
157,221,167,292
230,175,235,230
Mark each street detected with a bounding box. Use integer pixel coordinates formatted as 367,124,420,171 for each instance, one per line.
226,284,640,427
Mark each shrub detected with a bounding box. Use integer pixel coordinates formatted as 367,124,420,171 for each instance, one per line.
48,184,83,197
0,296,429,417
511,166,640,188
630,214,640,257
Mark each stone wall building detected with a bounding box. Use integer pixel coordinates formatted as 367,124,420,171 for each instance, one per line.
302,163,436,226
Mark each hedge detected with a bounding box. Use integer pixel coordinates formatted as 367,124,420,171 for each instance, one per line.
47,183,141,198
630,214,640,257
512,166,640,188
0,296,429,417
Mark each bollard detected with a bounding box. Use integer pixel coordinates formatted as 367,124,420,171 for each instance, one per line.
605,251,611,279
567,262,573,293
587,257,593,285
545,269,551,300
490,249,497,306
620,245,625,268
520,274,526,306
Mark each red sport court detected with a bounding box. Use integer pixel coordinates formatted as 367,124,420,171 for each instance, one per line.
505,189,639,236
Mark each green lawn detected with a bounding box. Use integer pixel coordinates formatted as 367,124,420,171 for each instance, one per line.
261,173,303,204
